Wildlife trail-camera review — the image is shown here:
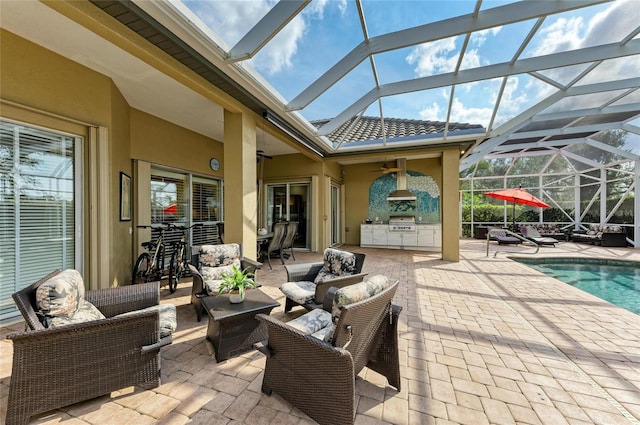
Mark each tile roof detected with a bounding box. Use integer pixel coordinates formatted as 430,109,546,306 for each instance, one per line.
311,116,484,144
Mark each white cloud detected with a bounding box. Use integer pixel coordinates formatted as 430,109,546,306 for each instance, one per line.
471,27,501,47
186,1,271,47
530,17,583,56
185,0,342,75
406,38,458,77
449,98,492,126
419,101,442,121
306,0,347,18
251,17,306,75
406,36,491,78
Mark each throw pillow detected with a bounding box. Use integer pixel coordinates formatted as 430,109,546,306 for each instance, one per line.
36,269,86,327
49,301,106,327
313,249,356,284
199,243,241,267
331,274,390,324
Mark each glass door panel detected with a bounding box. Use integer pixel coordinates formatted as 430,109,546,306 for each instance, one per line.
266,182,310,250
331,184,341,246
289,183,309,249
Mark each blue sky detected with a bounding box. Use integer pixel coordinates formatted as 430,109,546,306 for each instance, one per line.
181,0,640,152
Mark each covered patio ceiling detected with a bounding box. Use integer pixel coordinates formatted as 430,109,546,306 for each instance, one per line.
3,1,639,168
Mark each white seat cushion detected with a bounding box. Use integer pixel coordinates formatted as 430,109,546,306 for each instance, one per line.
286,308,332,336
116,304,177,338
280,280,316,305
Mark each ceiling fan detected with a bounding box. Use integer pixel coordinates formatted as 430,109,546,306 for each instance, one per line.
256,150,272,162
370,162,403,174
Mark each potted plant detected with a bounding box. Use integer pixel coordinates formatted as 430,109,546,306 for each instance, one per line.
217,265,257,303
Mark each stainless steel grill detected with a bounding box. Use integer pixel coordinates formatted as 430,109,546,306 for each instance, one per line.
388,216,416,232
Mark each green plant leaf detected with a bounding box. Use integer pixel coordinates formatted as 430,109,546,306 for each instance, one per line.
216,265,256,297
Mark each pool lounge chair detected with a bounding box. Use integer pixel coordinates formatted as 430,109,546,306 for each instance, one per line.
490,228,521,245
520,225,558,246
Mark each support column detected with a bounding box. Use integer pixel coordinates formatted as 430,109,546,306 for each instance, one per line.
635,160,639,248
223,110,258,260
441,148,460,262
600,167,606,224
574,173,580,230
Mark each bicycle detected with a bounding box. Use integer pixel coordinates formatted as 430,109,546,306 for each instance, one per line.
168,222,203,293
132,223,173,285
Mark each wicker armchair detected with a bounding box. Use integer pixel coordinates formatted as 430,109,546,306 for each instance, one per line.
6,271,173,425
188,243,262,321
256,276,401,425
280,248,366,312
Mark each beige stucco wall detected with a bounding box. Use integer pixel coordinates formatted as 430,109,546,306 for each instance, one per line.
130,109,224,177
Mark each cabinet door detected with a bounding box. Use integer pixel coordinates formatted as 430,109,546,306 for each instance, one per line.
387,232,402,246
418,226,434,246
403,232,418,246
433,226,442,247
372,227,388,245
361,225,373,245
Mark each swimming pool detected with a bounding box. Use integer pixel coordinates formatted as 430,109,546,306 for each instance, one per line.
514,258,640,315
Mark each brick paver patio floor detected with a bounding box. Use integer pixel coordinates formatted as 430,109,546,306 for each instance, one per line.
2,239,639,424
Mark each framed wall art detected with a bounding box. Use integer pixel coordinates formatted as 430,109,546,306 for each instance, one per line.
120,172,132,221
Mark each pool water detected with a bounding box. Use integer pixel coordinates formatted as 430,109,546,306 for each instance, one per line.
517,259,640,315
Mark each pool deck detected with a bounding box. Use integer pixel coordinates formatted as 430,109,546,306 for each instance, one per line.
1,239,639,424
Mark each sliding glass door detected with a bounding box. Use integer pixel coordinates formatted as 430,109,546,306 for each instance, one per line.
0,120,81,320
265,182,310,250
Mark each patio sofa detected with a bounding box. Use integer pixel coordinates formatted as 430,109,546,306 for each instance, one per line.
526,223,567,240
7,270,175,425
571,224,628,247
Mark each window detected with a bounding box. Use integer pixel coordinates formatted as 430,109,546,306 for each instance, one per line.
149,167,222,251
0,120,81,320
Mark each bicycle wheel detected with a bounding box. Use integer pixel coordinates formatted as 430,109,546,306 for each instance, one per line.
168,246,185,293
132,252,151,285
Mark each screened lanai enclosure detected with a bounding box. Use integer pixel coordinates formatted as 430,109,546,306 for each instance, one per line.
460,129,638,247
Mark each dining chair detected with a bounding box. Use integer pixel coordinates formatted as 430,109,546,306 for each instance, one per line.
260,222,287,269
279,221,298,261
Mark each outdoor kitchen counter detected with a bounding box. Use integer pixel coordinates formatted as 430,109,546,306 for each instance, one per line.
360,223,441,251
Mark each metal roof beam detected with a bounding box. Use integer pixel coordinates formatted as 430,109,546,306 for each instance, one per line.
460,78,640,170
560,150,602,168
622,122,640,135
319,41,640,136
287,0,609,110
532,102,640,122
226,0,309,62
492,139,586,151
586,139,640,161
510,122,624,140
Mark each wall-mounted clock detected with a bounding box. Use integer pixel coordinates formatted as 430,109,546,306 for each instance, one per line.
209,157,220,171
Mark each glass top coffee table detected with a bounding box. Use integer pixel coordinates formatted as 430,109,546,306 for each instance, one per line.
200,289,280,362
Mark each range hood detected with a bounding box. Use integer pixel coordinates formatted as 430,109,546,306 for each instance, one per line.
387,159,417,201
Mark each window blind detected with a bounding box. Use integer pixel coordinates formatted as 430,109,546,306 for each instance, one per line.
0,121,77,320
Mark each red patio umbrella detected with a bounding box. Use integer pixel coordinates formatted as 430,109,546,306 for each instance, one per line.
484,187,550,231
163,203,178,214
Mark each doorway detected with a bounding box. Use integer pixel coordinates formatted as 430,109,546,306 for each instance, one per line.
266,182,310,250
